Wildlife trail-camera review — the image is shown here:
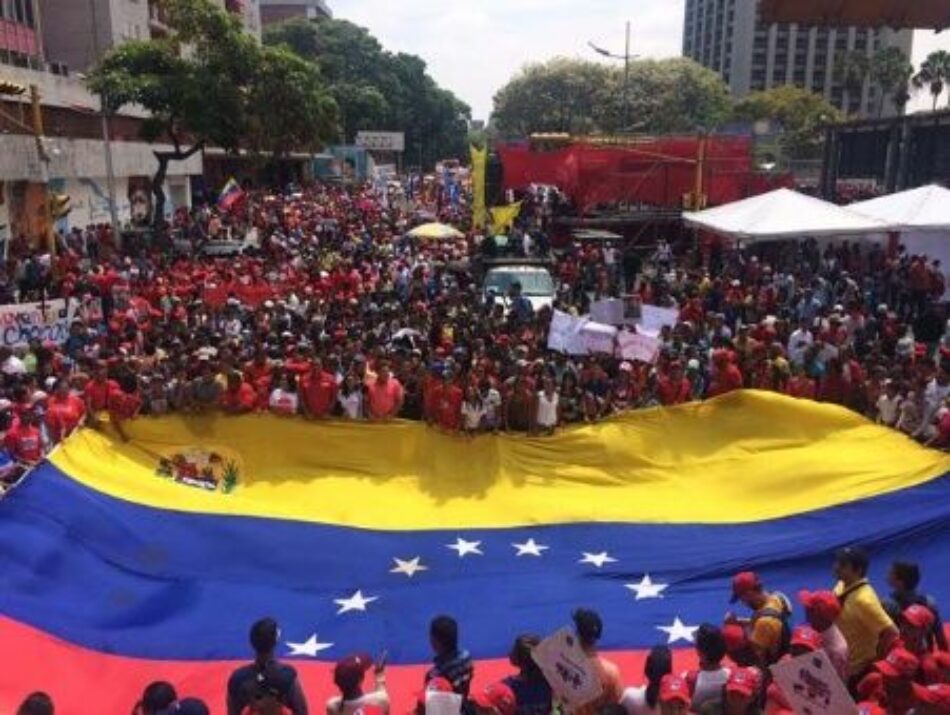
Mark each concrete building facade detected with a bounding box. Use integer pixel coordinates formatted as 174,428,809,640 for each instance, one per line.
260,0,331,26
682,0,914,117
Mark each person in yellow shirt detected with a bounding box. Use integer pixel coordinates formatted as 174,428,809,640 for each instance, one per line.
727,571,793,668
832,546,899,688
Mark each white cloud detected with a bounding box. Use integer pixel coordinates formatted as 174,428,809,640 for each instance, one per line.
329,1,949,119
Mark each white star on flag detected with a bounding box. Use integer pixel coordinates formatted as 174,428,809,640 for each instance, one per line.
390,556,428,577
657,617,699,644
579,551,617,568
285,634,334,657
447,537,483,557
625,574,669,600
334,590,378,614
513,538,549,557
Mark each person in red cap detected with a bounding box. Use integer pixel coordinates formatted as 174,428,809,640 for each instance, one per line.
857,648,925,715
699,667,763,715
788,626,823,657
657,674,691,715
832,547,898,687
470,682,516,715
798,590,849,682
726,572,792,667
326,652,388,715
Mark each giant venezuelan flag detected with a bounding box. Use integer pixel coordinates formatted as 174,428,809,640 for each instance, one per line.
0,391,948,713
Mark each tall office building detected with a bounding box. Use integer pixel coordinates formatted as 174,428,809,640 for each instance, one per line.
682,0,913,117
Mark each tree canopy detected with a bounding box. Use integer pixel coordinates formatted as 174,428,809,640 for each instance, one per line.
490,57,732,137
913,50,950,110
733,86,842,161
264,17,471,167
87,0,338,227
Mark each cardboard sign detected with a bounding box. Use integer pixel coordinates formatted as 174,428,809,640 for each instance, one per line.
579,320,618,355
548,310,583,354
617,330,660,364
638,304,679,335
771,650,857,715
0,299,76,348
590,298,625,326
532,627,604,710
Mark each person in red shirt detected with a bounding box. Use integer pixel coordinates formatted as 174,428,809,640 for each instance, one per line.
84,362,119,426
428,368,463,431
657,362,691,406
220,372,258,415
857,648,928,715
365,360,404,421
300,358,338,419
46,378,87,443
5,409,44,465
708,350,743,398
109,374,142,442
243,349,273,409
786,365,817,400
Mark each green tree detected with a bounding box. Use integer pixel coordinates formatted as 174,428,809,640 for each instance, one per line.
913,50,950,110
264,17,471,167
491,57,731,137
734,86,842,160
87,0,338,227
870,47,913,117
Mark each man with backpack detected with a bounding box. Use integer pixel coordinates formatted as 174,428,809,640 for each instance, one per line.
726,571,793,668
227,618,309,715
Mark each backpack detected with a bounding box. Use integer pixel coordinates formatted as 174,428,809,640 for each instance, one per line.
751,591,793,661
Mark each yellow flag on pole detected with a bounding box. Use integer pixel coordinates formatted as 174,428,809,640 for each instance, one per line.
470,145,488,229
490,202,522,235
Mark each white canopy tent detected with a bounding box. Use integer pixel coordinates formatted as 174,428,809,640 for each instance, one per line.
682,188,888,243
850,184,950,298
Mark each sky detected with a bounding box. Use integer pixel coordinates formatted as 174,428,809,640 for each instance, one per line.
329,0,950,121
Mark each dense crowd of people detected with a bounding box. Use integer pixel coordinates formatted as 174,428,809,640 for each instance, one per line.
11,549,947,714
0,179,949,486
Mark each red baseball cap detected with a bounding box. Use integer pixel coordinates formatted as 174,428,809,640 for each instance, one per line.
876,647,920,680
903,604,936,630
470,682,516,715
790,626,823,652
730,571,762,603
726,668,761,698
912,683,950,710
333,653,373,689
659,675,691,706
722,622,747,652
798,590,842,622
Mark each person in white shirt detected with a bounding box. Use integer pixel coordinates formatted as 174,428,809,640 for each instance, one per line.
687,624,731,711
533,376,559,434
787,319,815,367
621,645,671,715
798,590,849,682
460,386,486,433
326,653,389,715
876,381,903,427
917,370,950,437
338,372,364,420
268,373,299,416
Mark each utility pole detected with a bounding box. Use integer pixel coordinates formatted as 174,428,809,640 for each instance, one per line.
29,84,55,256
589,21,638,133
88,0,120,239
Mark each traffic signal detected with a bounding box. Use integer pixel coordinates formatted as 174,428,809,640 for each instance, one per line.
0,80,26,96
48,193,71,220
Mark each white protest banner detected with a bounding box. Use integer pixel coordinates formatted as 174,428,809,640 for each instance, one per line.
638,304,679,335
579,320,617,355
616,330,660,363
532,627,604,710
425,691,462,715
0,299,76,349
590,298,625,326
548,310,590,356
771,650,857,715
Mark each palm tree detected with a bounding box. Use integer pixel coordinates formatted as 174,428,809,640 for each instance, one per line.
913,50,950,111
870,47,913,117
837,50,870,114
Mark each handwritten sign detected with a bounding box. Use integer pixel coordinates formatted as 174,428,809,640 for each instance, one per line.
590,298,625,326
579,321,618,355
638,304,679,336
532,628,603,710
771,650,857,715
0,299,77,349
617,330,660,363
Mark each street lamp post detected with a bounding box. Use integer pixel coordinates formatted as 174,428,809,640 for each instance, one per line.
588,21,637,132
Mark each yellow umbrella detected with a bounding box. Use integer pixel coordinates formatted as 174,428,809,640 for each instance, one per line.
407,222,464,240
